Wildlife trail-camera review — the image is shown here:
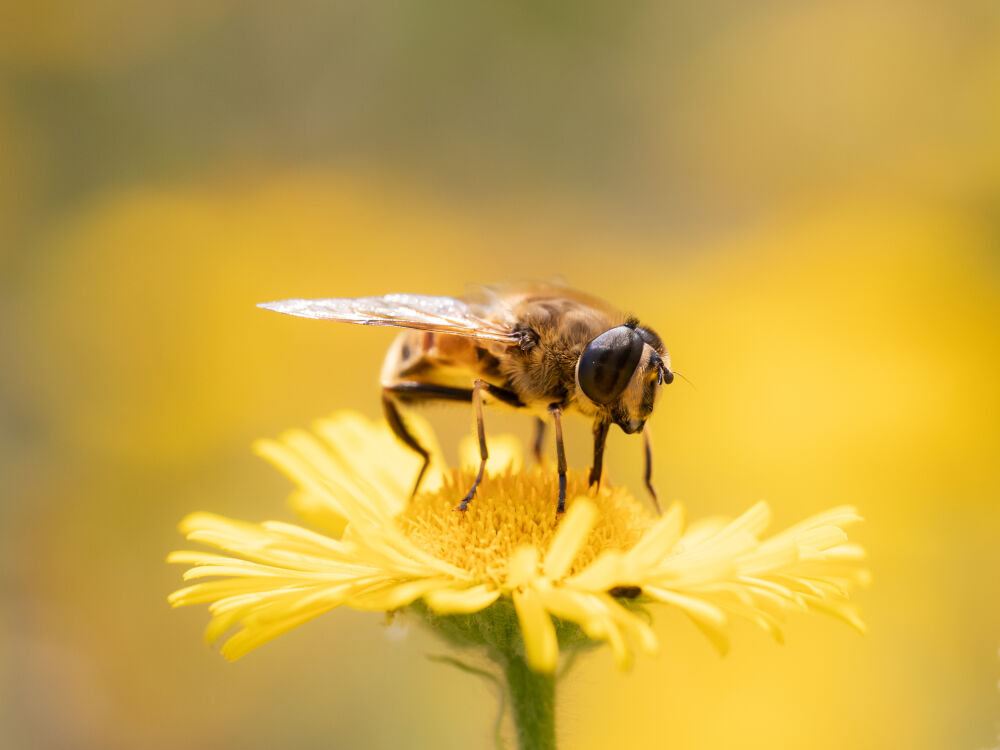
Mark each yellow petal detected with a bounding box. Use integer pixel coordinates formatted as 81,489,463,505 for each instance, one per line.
543,499,598,580
288,490,348,536
170,411,868,669
778,505,863,537
260,520,352,555
625,502,684,572
718,501,771,540
794,525,849,552
347,578,451,611
178,512,260,538
535,587,605,637
821,543,867,562
170,579,309,607
513,588,558,673
564,550,626,591
315,411,445,497
506,546,540,589
253,437,348,517
593,592,659,655
806,598,867,634
644,586,730,655
220,604,333,661
424,584,501,614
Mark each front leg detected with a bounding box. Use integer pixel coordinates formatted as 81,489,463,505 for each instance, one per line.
588,418,610,488
548,404,568,513
643,429,662,515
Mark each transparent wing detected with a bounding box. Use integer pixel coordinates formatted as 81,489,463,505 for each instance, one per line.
257,294,520,345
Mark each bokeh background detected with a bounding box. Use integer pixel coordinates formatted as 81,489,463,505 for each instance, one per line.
2,1,999,748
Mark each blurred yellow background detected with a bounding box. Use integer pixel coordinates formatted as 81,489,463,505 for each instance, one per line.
1,2,998,748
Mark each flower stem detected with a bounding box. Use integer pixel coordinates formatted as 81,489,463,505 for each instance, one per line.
501,653,556,750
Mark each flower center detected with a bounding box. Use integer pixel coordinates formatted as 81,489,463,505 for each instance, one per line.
396,466,653,585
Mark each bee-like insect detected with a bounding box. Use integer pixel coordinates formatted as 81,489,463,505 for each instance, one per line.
259,283,674,513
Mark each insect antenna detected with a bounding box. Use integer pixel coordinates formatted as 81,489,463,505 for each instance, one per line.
671,369,697,390
656,361,696,390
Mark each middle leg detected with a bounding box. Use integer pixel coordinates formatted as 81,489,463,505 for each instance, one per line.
548,404,568,514
531,417,547,466
456,379,489,512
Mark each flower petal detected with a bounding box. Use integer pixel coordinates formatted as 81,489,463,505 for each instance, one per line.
644,586,730,655
506,546,540,590
563,550,626,591
543,499,598,580
348,578,452,611
424,584,501,614
625,502,684,572
171,411,868,671
513,588,558,673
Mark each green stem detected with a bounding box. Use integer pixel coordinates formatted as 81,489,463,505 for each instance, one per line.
502,653,556,750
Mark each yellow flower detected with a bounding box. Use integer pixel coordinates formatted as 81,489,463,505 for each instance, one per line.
169,412,868,673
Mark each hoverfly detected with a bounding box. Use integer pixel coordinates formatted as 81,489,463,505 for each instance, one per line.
259,284,674,514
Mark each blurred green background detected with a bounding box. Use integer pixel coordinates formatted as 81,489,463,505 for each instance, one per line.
2,1,998,748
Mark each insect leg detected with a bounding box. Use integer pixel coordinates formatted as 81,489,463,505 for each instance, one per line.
531,417,546,465
456,380,490,512
387,380,524,408
588,418,610,488
381,389,434,498
385,382,473,403
548,404,568,514
643,429,662,515
382,381,474,499
382,379,524,510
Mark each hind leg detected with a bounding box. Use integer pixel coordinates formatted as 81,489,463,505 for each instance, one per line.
382,380,525,503
381,390,433,498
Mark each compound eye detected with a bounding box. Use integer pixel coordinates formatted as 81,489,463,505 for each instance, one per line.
578,326,644,404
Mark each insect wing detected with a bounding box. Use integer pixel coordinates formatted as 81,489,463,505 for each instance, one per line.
257,294,520,345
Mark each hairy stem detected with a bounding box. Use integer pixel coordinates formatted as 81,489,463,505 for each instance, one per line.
502,653,556,750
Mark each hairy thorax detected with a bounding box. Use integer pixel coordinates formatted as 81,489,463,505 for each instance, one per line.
499,303,612,412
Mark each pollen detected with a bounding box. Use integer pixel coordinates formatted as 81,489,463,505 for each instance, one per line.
397,467,653,586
